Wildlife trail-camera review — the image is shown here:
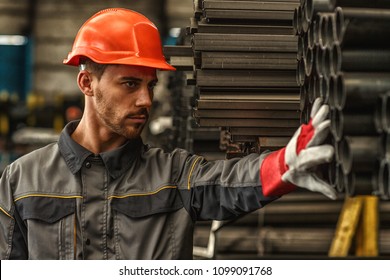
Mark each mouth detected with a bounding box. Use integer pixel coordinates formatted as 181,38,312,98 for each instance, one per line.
126,114,148,124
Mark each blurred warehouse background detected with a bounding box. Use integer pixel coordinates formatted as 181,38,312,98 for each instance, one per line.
0,0,389,259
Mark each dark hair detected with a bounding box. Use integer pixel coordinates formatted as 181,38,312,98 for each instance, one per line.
79,57,109,80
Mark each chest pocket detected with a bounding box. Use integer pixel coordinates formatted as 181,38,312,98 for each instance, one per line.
111,187,183,217
110,187,187,259
15,196,76,260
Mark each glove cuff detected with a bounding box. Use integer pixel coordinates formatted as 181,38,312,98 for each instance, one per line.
260,147,297,196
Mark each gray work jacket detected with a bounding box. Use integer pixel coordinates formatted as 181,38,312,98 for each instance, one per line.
0,121,275,259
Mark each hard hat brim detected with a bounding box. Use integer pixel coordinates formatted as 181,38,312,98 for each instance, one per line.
63,54,176,71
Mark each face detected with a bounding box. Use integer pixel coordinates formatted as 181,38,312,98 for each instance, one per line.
91,65,157,139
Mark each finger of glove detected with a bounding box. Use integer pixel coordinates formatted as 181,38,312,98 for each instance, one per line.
282,171,337,200
293,145,334,170
307,119,330,148
285,125,301,166
310,97,323,119
312,103,329,127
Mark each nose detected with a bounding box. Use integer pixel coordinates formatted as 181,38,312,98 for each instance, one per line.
135,85,153,108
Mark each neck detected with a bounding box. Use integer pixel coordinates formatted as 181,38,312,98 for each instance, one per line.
71,117,128,154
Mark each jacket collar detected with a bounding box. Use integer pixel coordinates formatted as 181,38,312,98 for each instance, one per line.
58,121,143,179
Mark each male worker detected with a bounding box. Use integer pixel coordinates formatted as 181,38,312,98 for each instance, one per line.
0,8,335,259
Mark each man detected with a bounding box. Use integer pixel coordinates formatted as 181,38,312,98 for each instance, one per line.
0,8,335,259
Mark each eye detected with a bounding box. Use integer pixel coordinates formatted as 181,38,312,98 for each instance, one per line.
148,82,157,91
125,81,138,89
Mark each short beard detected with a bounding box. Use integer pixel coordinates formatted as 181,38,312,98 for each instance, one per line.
94,88,147,140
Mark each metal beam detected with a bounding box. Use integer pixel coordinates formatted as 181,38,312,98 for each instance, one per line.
201,51,297,70
196,69,298,87
193,109,300,119
193,33,297,52
196,99,300,110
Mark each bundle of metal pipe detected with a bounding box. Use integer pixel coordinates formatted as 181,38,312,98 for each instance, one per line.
296,0,390,199
193,191,390,257
163,32,224,159
184,0,301,157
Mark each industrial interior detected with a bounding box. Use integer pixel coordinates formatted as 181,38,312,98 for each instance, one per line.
0,0,390,259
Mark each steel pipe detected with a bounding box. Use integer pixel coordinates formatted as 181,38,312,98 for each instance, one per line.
340,136,382,174
302,31,309,58
314,44,327,76
258,228,337,254
300,85,308,111
327,74,337,109
195,223,390,257
296,4,304,35
379,92,390,134
316,12,332,48
304,40,314,76
335,7,390,48
313,74,322,101
335,162,346,193
297,36,304,59
319,13,336,48
297,58,306,86
336,162,346,193
301,4,310,33
330,139,344,192
384,133,390,160
300,102,311,124
343,171,378,197
327,159,341,190
379,159,390,198
322,46,332,79
309,12,335,48
293,7,299,35
305,0,336,22
325,13,336,48
310,45,319,76
330,44,390,74
334,0,390,9
315,74,329,103
194,226,338,255
259,202,344,225
307,19,317,49
307,73,316,103
330,108,382,141
333,73,390,111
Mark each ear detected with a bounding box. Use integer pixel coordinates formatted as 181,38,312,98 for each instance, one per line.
77,70,94,96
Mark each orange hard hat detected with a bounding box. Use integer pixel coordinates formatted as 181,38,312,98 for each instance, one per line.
63,8,175,71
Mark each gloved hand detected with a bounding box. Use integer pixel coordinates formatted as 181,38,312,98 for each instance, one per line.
260,98,336,199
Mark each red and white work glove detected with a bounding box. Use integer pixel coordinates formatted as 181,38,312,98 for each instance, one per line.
260,98,336,199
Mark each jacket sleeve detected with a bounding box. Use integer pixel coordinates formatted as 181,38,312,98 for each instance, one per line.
175,150,279,221
0,166,28,259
